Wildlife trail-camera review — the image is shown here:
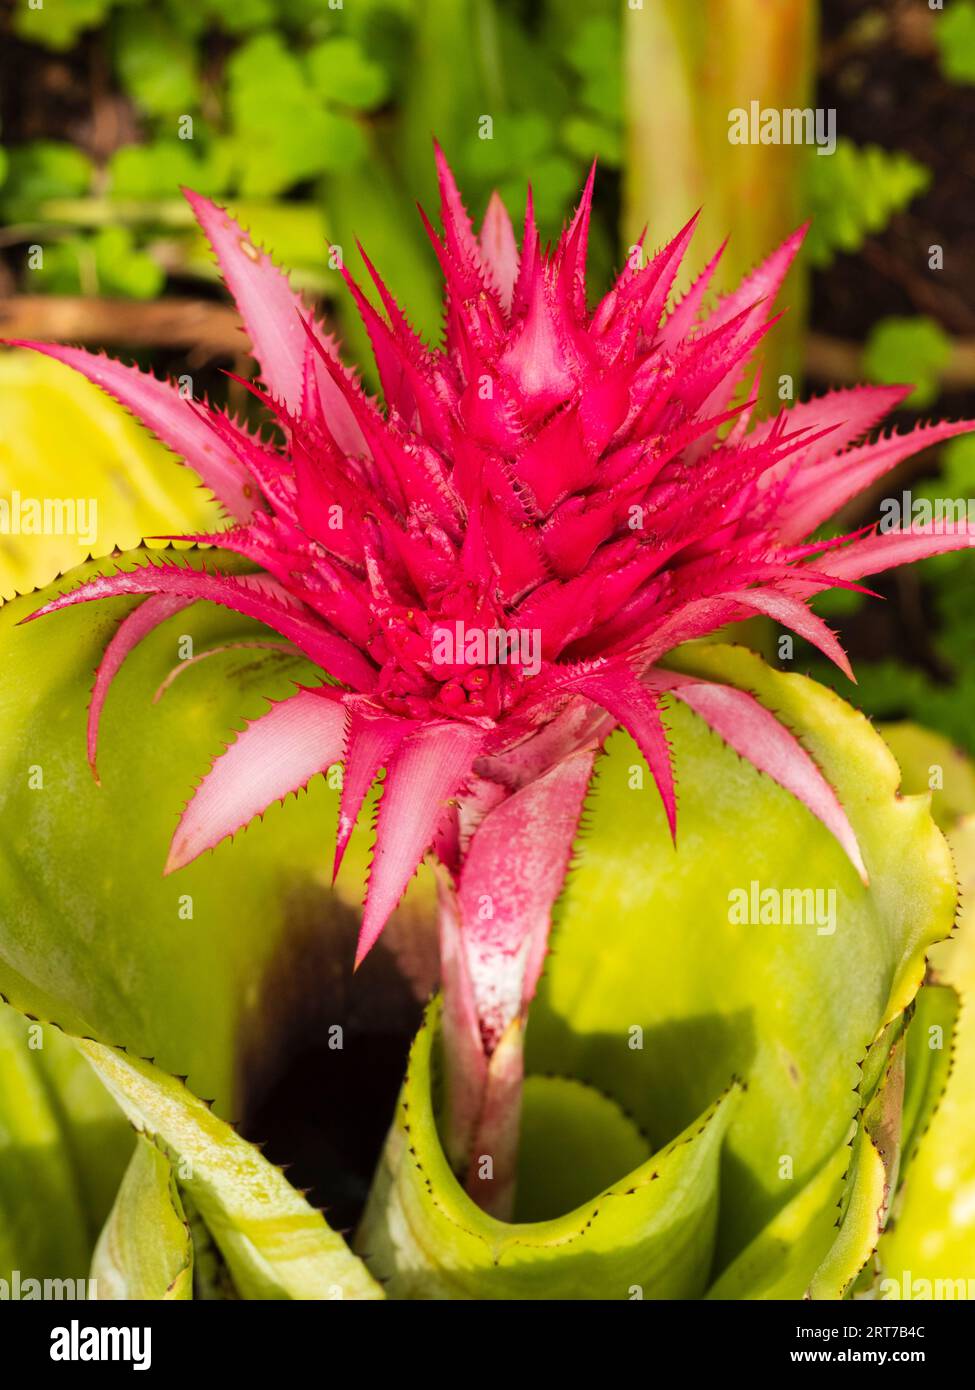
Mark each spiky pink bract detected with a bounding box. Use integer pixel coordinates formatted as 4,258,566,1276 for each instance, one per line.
17,149,975,1064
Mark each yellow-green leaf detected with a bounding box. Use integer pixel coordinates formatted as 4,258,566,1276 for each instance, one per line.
92,1135,193,1300
81,1041,384,1301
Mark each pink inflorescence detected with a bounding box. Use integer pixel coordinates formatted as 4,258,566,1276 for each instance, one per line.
18,147,974,994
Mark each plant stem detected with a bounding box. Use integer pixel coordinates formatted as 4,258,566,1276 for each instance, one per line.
462,1020,523,1220
623,0,817,405
437,875,523,1221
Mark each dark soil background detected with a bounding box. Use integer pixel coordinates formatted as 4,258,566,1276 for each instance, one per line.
810,1,975,678
817,0,975,343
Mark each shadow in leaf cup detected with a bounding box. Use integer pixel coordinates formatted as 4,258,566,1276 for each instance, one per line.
355,647,958,1298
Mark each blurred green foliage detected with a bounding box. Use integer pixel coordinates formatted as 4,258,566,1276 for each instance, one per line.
3,141,93,204
862,316,954,410
806,139,930,268
0,1,942,323
2,0,624,325
935,0,975,85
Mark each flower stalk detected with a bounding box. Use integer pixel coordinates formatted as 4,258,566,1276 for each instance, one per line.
624,0,817,402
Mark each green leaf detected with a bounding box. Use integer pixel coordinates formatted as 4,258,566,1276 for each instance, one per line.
863,316,953,410
1,142,93,208
817,657,975,758
227,34,365,194
306,37,390,111
0,1002,132,1282
339,1,413,97
13,0,117,51
201,0,275,34
462,112,553,182
711,1014,915,1300
525,645,955,1292
0,547,434,1115
19,234,92,297
705,1145,851,1300
92,226,165,300
805,1023,906,1299
81,1042,383,1300
560,114,622,167
0,348,220,599
877,823,975,1291
26,1015,135,1244
935,0,975,85
806,139,931,268
898,984,959,1171
162,0,208,37
108,141,207,200
113,11,199,118
91,1135,193,1299
514,1075,650,1222
499,155,579,230
933,433,975,499
563,15,621,118
880,723,975,832
357,1001,739,1299
872,728,975,1291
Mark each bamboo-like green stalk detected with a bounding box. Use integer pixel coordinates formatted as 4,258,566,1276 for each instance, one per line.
624,0,818,397
397,0,493,211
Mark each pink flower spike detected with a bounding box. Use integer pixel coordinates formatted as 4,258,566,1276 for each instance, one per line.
88,593,196,782
781,418,975,540
333,701,411,882
26,562,379,691
571,666,677,841
4,341,261,520
724,588,855,681
166,689,346,874
183,189,315,412
817,522,975,582
479,191,519,314
24,149,975,1021
356,721,486,968
660,675,868,884
660,237,727,346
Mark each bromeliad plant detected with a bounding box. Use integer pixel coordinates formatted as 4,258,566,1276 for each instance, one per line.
11,148,975,1221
